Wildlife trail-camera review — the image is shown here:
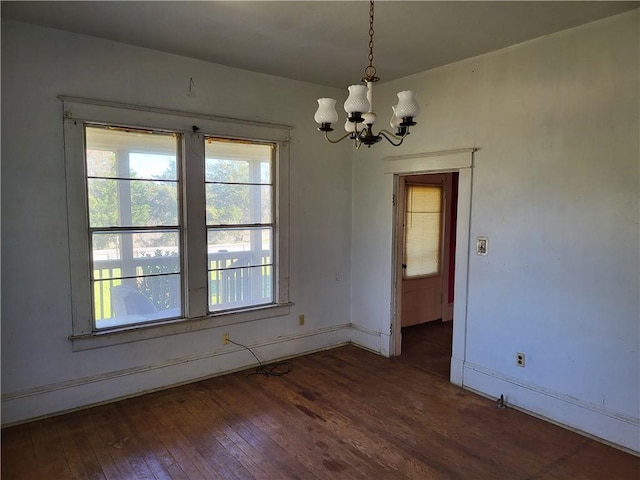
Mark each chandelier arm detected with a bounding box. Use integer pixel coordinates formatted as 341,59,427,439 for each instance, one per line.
378,129,407,147
323,130,356,144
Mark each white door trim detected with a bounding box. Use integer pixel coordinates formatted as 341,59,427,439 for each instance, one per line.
385,148,475,386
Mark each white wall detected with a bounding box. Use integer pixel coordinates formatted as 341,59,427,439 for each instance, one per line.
351,11,639,452
1,20,353,423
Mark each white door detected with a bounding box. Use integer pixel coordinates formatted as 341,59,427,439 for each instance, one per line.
401,175,446,327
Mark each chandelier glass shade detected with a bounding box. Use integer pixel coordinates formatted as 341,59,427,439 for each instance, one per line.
314,0,420,148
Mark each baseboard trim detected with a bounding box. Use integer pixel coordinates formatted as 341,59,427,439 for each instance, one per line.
449,355,464,386
1,324,351,426
349,323,384,354
462,362,640,453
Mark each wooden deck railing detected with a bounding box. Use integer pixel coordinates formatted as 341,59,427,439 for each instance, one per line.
93,251,271,320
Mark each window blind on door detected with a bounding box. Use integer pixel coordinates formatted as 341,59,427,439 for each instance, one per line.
404,184,442,277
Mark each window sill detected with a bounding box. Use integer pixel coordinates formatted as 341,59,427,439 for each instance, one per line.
69,303,293,352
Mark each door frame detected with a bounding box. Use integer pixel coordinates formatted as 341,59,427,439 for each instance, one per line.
399,174,450,327
385,148,475,386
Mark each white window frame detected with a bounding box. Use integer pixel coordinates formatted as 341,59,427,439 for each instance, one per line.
62,97,291,351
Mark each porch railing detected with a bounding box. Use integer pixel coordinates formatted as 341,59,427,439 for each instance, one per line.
93,250,272,320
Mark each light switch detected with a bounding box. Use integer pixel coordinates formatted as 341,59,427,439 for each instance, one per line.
476,236,488,255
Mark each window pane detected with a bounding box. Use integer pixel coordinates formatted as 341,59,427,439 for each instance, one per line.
86,127,177,180
205,184,272,225
129,153,177,180
205,139,271,184
93,275,181,329
207,227,273,312
208,265,272,312
86,149,117,177
92,230,180,278
92,230,181,328
88,178,178,227
207,228,271,268
405,185,442,277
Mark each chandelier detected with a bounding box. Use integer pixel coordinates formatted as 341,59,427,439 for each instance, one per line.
313,0,420,148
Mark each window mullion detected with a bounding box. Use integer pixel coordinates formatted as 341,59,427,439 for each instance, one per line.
182,133,208,318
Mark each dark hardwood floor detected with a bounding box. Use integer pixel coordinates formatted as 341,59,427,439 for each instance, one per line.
399,320,453,379
2,343,639,479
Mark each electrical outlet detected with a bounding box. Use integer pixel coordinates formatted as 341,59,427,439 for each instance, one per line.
516,352,525,367
298,314,305,326
223,333,230,345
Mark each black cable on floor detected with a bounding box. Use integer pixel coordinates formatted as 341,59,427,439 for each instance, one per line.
227,338,293,377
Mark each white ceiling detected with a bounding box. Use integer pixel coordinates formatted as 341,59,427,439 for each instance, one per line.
2,1,638,88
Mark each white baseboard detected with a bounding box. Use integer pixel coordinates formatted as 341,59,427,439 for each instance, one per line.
350,323,386,355
462,362,640,454
450,355,464,386
1,324,351,426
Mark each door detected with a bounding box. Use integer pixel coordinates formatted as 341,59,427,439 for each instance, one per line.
400,174,449,327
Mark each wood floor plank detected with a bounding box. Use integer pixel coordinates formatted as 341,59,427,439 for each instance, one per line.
278,356,467,478
137,393,219,479
203,378,316,480
526,439,640,480
219,374,366,480
190,399,265,480
28,418,73,479
332,346,570,468
221,371,398,479
120,395,194,479
179,381,274,479
244,365,443,479
162,383,249,479
1,422,37,479
235,367,406,478
89,404,158,480
3,344,639,479
55,412,107,480
313,346,575,478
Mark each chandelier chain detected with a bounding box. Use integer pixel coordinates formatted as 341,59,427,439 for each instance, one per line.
363,0,379,83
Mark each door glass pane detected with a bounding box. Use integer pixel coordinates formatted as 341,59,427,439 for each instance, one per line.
404,185,442,277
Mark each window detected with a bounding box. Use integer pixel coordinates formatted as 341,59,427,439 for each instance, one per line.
63,97,290,349
404,184,443,277
205,139,274,312
86,127,182,329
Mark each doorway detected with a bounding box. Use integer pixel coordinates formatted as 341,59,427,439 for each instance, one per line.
393,171,459,379
385,147,473,386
